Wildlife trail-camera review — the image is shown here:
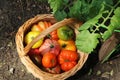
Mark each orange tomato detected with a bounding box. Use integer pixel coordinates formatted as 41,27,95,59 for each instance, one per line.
47,30,59,40
43,21,49,28
31,24,42,32
58,39,76,51
42,52,57,68
38,21,46,31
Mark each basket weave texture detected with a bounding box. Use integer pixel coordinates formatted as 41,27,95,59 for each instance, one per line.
15,14,88,80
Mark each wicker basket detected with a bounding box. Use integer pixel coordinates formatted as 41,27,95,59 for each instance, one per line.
15,14,88,80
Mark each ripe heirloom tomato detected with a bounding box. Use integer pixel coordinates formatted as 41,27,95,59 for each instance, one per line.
38,21,47,31
47,30,59,40
57,26,74,41
24,31,44,48
45,65,61,74
42,52,57,68
28,48,40,55
30,54,42,65
58,50,78,71
39,39,60,56
61,61,77,71
31,21,52,32
58,39,76,51
31,24,42,32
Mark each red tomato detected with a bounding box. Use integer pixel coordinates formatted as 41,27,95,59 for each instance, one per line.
39,39,60,56
45,65,61,74
58,50,78,71
30,54,42,65
61,61,77,71
42,52,57,68
28,48,40,55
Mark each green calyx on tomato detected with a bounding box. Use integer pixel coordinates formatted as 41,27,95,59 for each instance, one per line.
24,31,44,48
57,26,74,41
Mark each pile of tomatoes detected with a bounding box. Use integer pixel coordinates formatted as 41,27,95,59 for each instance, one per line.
24,21,79,74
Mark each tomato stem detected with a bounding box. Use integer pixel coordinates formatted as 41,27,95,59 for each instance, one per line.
46,34,51,39
62,44,66,48
50,44,54,48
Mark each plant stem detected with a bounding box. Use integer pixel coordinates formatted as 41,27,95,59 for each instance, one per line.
92,1,120,34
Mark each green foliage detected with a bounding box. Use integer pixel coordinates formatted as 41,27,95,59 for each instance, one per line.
48,0,120,54
76,30,100,53
103,7,120,40
48,0,113,21
36,0,48,2
76,1,120,53
48,0,69,21
68,0,82,20
48,0,63,13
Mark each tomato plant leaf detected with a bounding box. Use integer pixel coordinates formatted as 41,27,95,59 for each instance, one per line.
78,12,104,31
68,0,82,20
102,7,120,40
75,30,100,53
48,0,113,21
54,10,67,21
48,0,64,13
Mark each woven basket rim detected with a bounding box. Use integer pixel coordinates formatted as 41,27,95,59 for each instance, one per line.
15,14,89,80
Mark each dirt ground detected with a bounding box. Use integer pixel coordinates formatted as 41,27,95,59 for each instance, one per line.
0,0,120,80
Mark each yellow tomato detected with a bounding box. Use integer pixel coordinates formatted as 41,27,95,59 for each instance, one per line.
58,39,76,51
31,21,51,32
24,31,44,48
31,24,42,32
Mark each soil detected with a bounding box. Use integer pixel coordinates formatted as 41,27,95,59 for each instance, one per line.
0,0,120,80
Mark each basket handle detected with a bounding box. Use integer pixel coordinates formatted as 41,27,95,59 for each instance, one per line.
23,18,77,56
